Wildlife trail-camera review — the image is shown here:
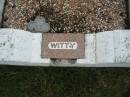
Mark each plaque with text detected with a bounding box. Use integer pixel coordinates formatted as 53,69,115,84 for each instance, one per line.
41,33,85,59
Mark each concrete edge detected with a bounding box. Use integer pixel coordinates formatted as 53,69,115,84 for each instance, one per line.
0,61,130,67
0,28,130,67
0,0,6,26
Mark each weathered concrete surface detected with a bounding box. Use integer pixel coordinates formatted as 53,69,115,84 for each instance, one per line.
0,28,130,67
77,34,96,64
114,30,130,63
27,16,50,33
0,0,5,26
96,31,115,63
0,28,51,66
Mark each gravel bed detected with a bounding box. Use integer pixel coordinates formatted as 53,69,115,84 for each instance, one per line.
3,0,127,33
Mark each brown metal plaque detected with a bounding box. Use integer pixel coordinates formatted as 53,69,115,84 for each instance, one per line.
41,33,85,59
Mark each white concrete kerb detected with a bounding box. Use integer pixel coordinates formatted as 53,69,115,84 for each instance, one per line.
0,28,130,67
0,0,5,25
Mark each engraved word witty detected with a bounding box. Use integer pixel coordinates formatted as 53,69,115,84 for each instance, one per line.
48,42,78,50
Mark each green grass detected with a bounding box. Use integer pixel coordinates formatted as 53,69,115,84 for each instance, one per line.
0,66,130,97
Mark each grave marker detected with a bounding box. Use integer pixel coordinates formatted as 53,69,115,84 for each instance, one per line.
41,33,85,59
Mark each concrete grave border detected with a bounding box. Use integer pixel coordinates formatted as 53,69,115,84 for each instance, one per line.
0,0,5,26
0,28,130,67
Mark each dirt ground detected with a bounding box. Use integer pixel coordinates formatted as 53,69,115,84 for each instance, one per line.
0,66,130,97
3,0,127,33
